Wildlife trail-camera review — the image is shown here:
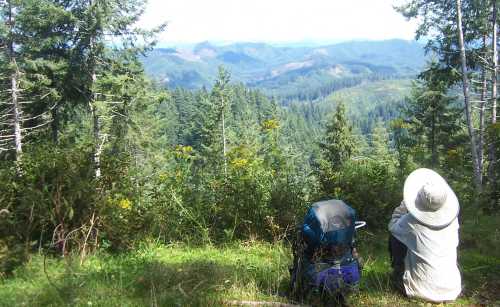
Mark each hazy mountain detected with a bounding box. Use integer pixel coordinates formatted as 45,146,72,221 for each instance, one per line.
141,39,425,98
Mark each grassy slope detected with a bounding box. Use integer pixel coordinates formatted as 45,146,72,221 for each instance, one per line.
0,213,498,307
317,79,411,116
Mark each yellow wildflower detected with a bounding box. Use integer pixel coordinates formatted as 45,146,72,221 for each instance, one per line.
118,198,132,210
175,145,194,159
231,158,249,168
262,119,280,131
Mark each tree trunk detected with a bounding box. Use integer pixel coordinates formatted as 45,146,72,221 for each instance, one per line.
90,67,101,179
8,1,22,172
479,34,488,176
11,64,22,168
456,0,482,190
89,1,102,180
221,98,227,177
222,110,227,175
431,99,437,167
51,103,59,144
488,0,497,186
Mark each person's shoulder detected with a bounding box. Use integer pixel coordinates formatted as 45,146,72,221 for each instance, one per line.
400,213,417,224
401,214,421,232
393,213,418,232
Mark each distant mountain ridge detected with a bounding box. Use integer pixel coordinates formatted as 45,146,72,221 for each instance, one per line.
142,39,426,98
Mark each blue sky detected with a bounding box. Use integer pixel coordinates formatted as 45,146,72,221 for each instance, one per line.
139,0,418,45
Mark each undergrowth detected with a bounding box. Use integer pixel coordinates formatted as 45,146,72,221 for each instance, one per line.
0,213,498,307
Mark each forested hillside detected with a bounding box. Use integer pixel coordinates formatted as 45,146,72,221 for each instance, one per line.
0,0,499,306
142,39,425,100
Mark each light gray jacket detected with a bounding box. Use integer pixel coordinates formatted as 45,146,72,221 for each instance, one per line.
389,202,462,302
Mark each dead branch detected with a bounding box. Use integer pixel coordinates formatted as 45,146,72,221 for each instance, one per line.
20,120,52,131
0,134,15,139
20,109,54,122
80,212,98,265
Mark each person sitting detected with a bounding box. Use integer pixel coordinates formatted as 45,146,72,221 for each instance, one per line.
389,168,462,302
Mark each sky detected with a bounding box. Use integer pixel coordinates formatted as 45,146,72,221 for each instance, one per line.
139,0,418,46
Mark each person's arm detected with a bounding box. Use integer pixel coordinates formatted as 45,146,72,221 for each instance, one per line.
388,201,408,230
388,202,413,244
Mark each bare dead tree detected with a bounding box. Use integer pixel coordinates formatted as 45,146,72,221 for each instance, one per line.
1,0,23,172
479,34,488,178
89,33,103,179
488,0,498,186
456,0,483,191
0,1,55,173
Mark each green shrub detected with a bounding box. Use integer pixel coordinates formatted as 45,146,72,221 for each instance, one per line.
336,158,401,228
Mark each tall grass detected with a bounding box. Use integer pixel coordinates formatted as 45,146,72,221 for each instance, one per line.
0,242,291,306
0,213,498,306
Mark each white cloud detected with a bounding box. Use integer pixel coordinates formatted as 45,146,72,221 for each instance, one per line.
139,0,418,44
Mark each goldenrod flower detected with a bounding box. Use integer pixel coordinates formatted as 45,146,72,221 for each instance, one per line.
118,198,132,210
231,158,249,168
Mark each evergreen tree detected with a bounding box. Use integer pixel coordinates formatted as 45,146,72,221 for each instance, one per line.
67,0,164,179
390,118,416,181
317,102,356,196
320,102,356,170
370,120,393,162
397,0,500,195
404,62,462,168
211,66,231,176
0,0,72,171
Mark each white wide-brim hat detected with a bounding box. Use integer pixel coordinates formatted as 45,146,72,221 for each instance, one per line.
404,168,459,228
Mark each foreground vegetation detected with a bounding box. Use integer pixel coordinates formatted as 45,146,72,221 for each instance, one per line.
1,1,499,306
0,212,498,307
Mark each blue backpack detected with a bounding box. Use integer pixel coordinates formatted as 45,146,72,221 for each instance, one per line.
290,199,364,301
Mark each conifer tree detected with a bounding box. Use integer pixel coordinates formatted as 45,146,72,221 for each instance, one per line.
320,102,355,170
390,118,415,180
68,0,164,179
404,62,462,168
397,0,499,193
195,66,232,176
211,66,231,176
0,0,64,171
317,102,356,195
370,121,392,162
0,0,25,169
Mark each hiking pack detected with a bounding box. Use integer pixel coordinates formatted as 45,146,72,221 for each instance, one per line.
289,199,366,305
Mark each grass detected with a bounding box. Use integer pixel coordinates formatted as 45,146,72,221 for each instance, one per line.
318,79,412,115
0,213,498,307
0,242,292,306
